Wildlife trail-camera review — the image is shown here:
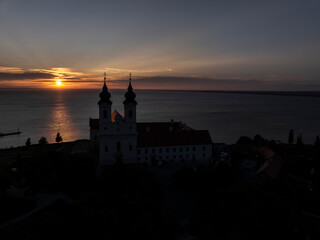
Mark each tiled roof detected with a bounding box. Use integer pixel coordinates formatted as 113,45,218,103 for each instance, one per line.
111,110,123,122
89,120,213,147
137,130,213,147
89,120,192,132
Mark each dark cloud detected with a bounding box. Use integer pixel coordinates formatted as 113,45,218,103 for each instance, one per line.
0,71,55,80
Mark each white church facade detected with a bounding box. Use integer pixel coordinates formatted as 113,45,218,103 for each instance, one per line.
89,74,213,165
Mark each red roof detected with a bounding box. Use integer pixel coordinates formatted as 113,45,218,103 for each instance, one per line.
89,120,213,147
137,130,212,147
111,110,123,122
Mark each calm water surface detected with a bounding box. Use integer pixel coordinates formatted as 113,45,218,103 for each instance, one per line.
0,89,320,148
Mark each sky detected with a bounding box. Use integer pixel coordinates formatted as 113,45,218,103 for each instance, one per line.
0,0,319,90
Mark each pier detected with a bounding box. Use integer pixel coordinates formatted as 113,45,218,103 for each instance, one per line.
0,129,21,137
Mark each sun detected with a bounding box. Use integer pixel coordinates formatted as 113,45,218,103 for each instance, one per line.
56,79,62,87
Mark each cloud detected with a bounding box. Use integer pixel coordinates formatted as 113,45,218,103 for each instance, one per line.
0,71,55,80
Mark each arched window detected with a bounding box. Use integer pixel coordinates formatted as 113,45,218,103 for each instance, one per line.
103,110,107,119
129,110,132,118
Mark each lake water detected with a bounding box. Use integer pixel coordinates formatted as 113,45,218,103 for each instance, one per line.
0,89,320,148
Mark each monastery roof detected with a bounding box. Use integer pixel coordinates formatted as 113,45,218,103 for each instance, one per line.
111,110,123,122
137,130,213,147
89,120,193,132
89,119,213,147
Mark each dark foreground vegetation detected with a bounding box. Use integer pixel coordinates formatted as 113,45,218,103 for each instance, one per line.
0,136,320,239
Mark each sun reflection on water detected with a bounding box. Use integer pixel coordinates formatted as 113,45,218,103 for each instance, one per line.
45,92,80,143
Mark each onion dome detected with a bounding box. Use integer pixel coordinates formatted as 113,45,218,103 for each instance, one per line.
98,73,112,105
123,73,137,105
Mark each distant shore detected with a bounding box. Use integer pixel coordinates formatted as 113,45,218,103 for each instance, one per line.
1,88,320,98
155,90,320,98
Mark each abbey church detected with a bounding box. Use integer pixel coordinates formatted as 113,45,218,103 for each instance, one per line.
89,74,213,165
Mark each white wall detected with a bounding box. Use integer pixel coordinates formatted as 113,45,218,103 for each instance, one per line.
136,144,213,164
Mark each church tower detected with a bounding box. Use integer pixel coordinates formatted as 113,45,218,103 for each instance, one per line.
123,73,137,132
98,72,112,132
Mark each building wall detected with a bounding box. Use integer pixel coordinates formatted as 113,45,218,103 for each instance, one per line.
99,116,137,165
136,144,213,164
99,134,137,165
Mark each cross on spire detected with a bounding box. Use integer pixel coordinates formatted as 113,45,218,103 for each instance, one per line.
104,72,107,83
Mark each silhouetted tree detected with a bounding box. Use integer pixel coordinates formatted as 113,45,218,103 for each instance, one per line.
236,136,252,145
297,134,303,146
288,129,294,144
268,139,278,152
315,135,320,147
253,134,266,146
25,138,31,147
38,137,48,145
55,132,62,143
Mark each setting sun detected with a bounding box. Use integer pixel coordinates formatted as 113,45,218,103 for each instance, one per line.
56,79,62,87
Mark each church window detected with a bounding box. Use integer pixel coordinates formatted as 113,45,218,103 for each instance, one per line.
186,147,189,152
159,148,162,153
145,149,148,154
129,144,132,151
117,141,121,152
103,110,107,119
129,110,132,118
193,146,196,151
166,148,169,153
180,147,183,152
203,146,206,151
105,145,108,152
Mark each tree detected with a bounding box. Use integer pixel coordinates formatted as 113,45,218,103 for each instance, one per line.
288,129,294,144
236,136,252,145
38,137,48,145
55,132,62,143
25,138,31,147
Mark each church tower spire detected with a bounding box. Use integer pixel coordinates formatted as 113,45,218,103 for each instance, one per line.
98,72,112,127
123,72,137,127
99,72,112,105
123,72,137,105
